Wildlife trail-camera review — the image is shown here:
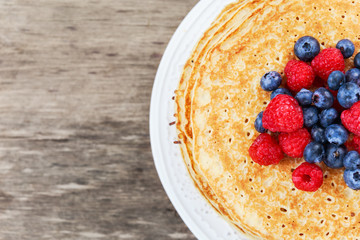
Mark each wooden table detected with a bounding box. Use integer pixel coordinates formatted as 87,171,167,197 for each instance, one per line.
0,0,198,239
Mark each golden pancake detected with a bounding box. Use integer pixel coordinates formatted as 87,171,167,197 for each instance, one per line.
176,0,360,239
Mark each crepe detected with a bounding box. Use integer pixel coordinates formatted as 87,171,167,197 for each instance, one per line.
175,0,360,239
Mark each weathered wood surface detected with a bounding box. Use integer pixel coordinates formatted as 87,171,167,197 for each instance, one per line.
0,0,198,239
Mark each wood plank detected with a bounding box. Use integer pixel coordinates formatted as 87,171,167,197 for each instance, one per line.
0,0,198,239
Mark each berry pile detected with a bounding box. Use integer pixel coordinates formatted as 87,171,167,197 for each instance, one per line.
249,36,360,191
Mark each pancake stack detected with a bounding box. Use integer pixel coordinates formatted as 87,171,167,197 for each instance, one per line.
175,0,360,239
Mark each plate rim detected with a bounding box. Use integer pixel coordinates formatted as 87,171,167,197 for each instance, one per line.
149,1,239,239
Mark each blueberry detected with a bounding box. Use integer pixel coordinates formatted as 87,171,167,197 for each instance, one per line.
312,87,334,109
336,39,355,59
337,82,360,108
319,108,338,128
303,106,319,127
355,52,360,69
343,151,360,170
270,88,292,100
311,125,327,144
304,141,325,163
324,144,346,169
260,71,282,91
345,68,360,84
295,89,313,106
325,124,348,145
294,36,320,62
254,111,266,133
344,169,360,190
327,71,345,90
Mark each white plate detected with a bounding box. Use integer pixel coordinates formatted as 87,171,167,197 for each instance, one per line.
149,1,248,239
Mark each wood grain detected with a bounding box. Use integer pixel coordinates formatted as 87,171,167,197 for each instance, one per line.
0,0,198,239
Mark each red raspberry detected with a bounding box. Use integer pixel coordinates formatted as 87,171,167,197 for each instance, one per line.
311,48,345,81
279,128,311,158
249,133,284,166
354,136,360,153
262,95,304,133
292,162,323,192
313,76,325,88
345,135,360,153
284,60,315,92
341,101,360,135
345,137,356,151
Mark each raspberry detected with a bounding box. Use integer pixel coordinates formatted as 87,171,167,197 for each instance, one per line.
313,76,325,88
284,60,315,92
345,137,356,151
311,48,345,81
262,94,304,132
249,133,284,166
354,136,360,153
341,101,360,135
279,128,311,158
347,135,360,153
292,162,323,192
